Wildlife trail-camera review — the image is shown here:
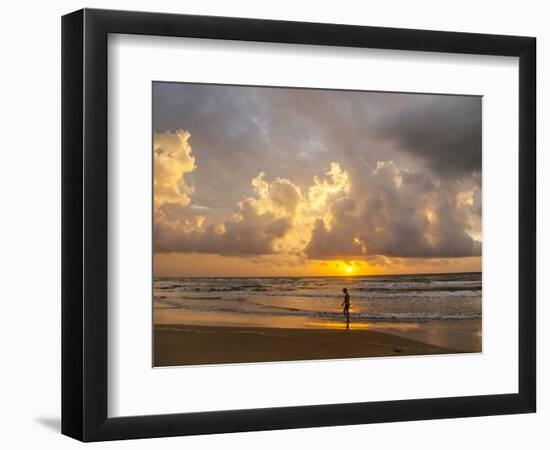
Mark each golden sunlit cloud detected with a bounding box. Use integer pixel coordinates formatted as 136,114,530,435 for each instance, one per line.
153,130,196,213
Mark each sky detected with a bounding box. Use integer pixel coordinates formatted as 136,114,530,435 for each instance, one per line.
153,82,482,277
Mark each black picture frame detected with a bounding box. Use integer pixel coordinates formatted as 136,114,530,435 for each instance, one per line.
61,8,536,442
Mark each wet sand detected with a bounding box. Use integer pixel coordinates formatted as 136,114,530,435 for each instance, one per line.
154,324,462,367
155,308,482,354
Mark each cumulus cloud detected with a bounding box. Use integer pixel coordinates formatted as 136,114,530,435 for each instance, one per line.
155,155,480,260
155,170,299,256
248,172,301,215
155,207,291,256
305,161,481,259
153,130,196,212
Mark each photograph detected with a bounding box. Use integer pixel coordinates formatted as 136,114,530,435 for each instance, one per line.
152,82,482,367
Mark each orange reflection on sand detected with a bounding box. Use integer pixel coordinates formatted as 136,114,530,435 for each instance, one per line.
303,320,372,330
304,320,426,332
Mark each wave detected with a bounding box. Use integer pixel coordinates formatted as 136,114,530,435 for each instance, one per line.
351,284,480,293
157,285,272,292
155,295,244,302
155,279,481,296
155,289,480,300
153,299,481,321
257,290,480,299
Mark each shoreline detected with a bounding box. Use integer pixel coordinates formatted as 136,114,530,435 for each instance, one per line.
154,308,482,354
154,323,469,367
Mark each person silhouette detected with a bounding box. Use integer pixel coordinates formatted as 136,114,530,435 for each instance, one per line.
342,288,351,329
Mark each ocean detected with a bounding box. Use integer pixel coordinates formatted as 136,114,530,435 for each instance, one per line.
154,272,481,326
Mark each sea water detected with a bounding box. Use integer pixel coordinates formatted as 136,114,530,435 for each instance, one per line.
154,272,481,325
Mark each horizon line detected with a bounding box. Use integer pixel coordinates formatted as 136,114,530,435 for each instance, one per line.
153,270,482,279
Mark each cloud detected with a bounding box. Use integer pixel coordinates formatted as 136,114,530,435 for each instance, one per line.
155,207,291,256
248,172,301,215
153,130,196,212
376,96,481,175
155,155,480,260
304,161,481,259
155,170,299,256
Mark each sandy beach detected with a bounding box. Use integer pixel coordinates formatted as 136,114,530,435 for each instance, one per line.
154,324,460,367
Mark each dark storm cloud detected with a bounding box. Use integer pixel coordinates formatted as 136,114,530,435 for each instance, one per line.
376,95,482,175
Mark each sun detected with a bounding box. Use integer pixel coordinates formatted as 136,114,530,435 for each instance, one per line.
314,260,369,277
